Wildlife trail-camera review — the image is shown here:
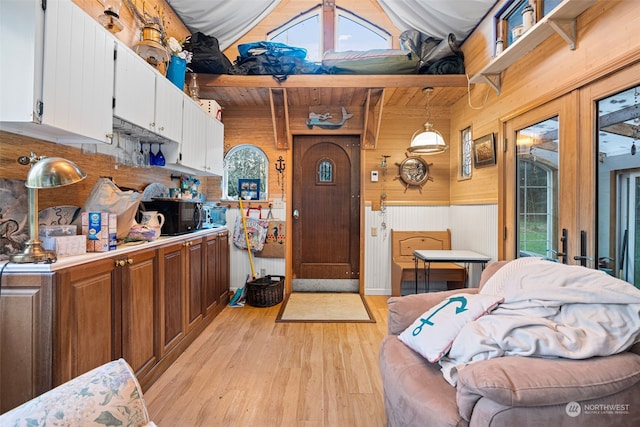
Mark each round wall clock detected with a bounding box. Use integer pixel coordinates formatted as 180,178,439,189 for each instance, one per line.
395,154,433,193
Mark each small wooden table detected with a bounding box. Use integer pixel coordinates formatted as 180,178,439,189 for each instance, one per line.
413,250,492,292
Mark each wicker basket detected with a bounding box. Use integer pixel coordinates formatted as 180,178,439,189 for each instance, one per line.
246,275,284,307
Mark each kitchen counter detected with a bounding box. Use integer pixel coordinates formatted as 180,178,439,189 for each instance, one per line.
0,227,228,273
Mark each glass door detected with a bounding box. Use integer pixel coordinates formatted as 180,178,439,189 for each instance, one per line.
502,94,578,261
595,84,640,287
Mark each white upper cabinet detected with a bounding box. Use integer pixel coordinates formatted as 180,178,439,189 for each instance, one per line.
205,117,224,176
113,43,156,132
180,98,208,171
154,78,184,143
113,41,184,144
1,0,114,144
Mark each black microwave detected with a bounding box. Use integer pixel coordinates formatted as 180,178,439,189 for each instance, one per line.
140,199,203,235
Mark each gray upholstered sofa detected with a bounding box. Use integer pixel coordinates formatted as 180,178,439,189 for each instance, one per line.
379,261,640,426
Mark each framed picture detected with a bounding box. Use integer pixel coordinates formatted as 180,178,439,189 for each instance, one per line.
459,126,473,180
473,133,496,168
238,178,260,200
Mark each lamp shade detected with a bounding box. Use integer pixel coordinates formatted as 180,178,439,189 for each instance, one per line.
25,157,87,189
408,123,449,154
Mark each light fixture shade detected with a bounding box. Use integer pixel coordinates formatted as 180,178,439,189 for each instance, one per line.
408,123,449,154
135,39,170,64
26,157,87,189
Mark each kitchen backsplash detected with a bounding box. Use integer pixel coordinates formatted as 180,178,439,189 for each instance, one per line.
0,131,221,210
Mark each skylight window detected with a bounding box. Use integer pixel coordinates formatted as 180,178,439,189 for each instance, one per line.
268,5,391,63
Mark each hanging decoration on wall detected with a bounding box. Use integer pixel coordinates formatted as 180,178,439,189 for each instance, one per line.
306,107,353,129
275,155,286,198
394,153,433,193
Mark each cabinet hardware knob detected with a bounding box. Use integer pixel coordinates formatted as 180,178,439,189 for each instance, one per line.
115,259,125,267
150,122,155,127
127,258,133,264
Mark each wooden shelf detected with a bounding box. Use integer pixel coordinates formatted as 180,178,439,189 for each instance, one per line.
469,0,596,95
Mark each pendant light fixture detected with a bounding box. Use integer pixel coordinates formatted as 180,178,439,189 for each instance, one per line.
408,87,448,155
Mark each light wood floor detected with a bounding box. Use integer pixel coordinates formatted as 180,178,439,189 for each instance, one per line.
144,295,390,427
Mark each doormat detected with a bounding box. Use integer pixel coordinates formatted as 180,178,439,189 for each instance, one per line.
276,292,375,323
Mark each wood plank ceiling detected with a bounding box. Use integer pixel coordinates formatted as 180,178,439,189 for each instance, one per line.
196,74,470,108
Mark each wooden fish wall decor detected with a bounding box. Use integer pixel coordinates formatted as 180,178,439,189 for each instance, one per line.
306,107,353,129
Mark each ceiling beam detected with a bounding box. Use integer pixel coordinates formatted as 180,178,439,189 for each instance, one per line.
199,74,469,89
269,88,290,149
362,88,385,149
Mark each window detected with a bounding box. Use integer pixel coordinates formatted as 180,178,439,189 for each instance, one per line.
460,127,473,180
268,5,390,63
223,145,268,200
515,117,559,258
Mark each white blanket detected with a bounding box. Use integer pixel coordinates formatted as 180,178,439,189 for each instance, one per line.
439,258,640,386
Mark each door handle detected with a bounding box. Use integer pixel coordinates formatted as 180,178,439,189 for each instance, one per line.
573,230,593,267
293,209,300,219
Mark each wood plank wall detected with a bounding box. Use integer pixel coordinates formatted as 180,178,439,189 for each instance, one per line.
449,0,640,205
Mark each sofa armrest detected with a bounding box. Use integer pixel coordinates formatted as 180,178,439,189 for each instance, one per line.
387,289,479,335
0,358,152,427
456,352,640,422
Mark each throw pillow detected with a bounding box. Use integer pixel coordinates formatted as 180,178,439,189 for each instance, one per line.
398,293,504,363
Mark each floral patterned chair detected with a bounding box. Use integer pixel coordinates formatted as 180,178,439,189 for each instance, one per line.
0,358,156,427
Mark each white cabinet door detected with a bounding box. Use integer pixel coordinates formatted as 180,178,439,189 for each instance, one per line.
181,98,207,170
155,78,184,143
205,118,224,176
0,0,44,124
41,0,114,143
113,42,155,132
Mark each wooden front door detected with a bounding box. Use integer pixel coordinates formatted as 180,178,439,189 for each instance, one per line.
292,135,360,281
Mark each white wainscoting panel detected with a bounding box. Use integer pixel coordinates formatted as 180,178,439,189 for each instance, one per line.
224,203,498,296
364,204,498,295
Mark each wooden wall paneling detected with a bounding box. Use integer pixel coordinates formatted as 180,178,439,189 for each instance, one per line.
72,0,190,50
450,0,640,207
363,106,451,205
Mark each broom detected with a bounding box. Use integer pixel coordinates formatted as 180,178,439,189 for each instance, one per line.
229,197,256,306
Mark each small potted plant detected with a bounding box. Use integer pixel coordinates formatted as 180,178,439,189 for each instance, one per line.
166,37,192,90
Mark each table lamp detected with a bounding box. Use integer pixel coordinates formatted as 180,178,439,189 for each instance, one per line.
10,154,87,264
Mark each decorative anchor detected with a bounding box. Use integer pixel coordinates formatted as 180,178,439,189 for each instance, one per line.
275,155,286,197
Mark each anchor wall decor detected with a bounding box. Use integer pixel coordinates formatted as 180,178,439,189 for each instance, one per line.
306,107,353,130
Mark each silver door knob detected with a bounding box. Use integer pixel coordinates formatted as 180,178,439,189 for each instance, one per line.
293,209,299,219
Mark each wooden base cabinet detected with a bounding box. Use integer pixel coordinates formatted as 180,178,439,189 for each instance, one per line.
118,249,159,382
55,258,116,385
204,231,230,317
0,273,55,413
1,229,229,410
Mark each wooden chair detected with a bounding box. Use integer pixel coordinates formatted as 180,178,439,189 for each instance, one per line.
391,229,466,296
